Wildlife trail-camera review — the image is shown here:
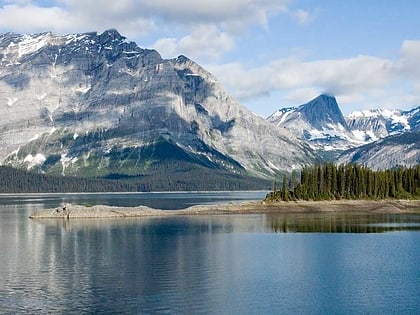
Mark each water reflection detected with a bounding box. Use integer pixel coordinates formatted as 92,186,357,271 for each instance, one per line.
32,212,420,234
21,213,420,313
0,191,267,210
1,194,420,314
268,213,420,233
5,216,268,313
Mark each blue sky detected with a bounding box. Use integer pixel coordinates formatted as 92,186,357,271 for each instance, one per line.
0,0,419,117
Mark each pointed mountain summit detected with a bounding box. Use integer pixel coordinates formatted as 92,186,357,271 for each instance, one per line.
267,94,357,156
298,94,349,131
0,30,316,186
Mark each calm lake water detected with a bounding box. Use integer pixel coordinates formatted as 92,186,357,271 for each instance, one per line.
1,192,419,314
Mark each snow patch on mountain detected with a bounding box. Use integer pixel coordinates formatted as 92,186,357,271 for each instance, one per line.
337,131,420,170
24,153,46,169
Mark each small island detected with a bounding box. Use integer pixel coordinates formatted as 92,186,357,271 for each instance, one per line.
29,199,420,219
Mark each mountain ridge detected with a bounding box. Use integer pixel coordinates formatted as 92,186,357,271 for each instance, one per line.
268,94,419,168
0,30,316,182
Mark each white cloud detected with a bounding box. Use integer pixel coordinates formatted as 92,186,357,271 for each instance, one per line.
0,4,73,32
1,1,419,115
153,25,234,61
395,40,420,79
209,40,420,113
0,0,289,35
140,0,289,29
0,1,156,36
210,55,393,99
283,88,320,104
292,9,312,25
0,0,290,60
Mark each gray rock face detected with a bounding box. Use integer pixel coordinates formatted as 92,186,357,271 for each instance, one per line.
346,107,420,142
0,30,316,177
337,131,420,170
298,94,349,131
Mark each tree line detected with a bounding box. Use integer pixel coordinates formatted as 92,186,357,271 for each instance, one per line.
267,163,420,201
0,163,270,193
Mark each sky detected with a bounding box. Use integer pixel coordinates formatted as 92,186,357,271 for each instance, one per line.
0,0,420,117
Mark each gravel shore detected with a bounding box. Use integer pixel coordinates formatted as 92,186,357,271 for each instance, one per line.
29,199,420,219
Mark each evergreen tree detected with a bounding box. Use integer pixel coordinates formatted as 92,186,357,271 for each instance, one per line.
267,163,420,202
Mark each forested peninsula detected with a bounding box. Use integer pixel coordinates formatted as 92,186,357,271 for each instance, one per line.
2,163,419,200
266,164,420,202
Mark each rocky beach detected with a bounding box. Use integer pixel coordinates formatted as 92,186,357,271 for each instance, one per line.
29,199,420,219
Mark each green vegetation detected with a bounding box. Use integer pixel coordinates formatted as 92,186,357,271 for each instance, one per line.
0,163,271,193
266,163,420,201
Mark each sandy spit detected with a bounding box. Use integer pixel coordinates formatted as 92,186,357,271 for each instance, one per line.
29,199,420,219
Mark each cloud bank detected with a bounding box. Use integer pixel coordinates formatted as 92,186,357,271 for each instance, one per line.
0,1,419,115
0,0,289,36
210,40,420,111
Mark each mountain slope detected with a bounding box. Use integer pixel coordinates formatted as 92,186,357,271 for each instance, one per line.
337,131,420,170
0,30,316,180
346,106,420,142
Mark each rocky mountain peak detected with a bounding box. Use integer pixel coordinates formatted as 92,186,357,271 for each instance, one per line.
267,94,360,155
298,94,349,131
99,29,124,41
0,30,163,66
0,29,317,178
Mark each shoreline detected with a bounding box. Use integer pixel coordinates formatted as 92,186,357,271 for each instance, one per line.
29,199,420,219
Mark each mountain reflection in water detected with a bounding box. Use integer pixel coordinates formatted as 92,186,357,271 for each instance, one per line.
1,192,419,314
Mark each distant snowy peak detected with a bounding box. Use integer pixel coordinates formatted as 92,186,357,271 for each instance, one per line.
297,94,349,131
405,106,420,131
268,95,345,124
268,94,420,155
348,108,400,118
268,94,355,152
266,107,295,125
346,106,419,141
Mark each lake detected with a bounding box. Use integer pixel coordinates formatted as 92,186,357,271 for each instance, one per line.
1,192,419,314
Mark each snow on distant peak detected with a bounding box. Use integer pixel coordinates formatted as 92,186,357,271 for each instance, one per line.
266,107,295,122
64,34,89,45
348,110,376,118
24,153,46,169
349,108,410,131
348,108,402,119
17,33,54,58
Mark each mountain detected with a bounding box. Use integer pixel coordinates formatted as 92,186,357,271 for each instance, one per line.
267,94,360,155
346,107,420,142
340,106,420,169
268,94,420,167
337,131,420,170
0,30,316,183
